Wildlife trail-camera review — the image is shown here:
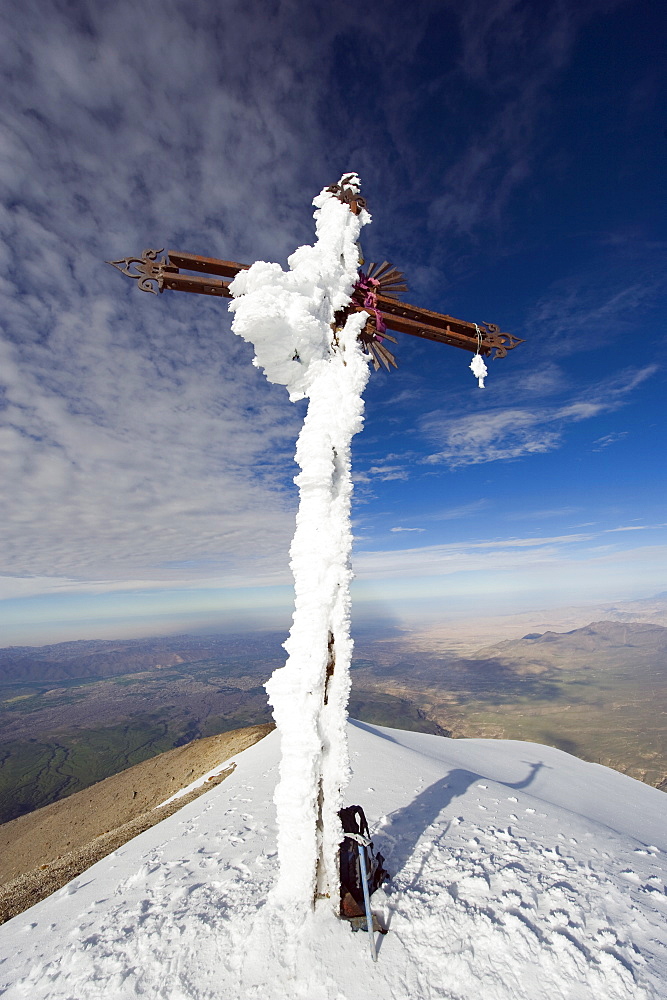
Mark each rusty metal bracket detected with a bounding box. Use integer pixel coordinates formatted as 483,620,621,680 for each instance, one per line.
476,323,524,359
106,248,176,295
325,174,367,215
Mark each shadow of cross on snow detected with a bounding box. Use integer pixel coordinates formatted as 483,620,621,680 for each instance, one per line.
377,756,544,881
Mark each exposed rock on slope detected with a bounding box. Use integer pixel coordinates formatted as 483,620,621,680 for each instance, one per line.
0,724,273,923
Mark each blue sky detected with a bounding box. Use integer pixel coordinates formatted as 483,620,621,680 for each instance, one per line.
0,0,665,645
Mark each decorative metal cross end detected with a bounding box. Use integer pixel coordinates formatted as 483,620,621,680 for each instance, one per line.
106,248,176,295
476,324,524,359
326,173,367,215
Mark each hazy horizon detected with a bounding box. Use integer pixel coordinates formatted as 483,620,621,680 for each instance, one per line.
2,587,665,650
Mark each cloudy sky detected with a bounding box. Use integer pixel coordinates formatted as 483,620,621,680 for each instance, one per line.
1,0,665,644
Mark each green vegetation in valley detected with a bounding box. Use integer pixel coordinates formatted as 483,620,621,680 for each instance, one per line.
0,635,446,823
348,691,449,736
0,716,184,824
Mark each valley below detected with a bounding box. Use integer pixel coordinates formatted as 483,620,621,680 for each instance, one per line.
353,619,667,792
1,610,667,825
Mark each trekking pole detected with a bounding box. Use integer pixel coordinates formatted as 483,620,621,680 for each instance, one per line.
357,843,377,962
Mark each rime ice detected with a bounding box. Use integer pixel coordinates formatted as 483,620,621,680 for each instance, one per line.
229,176,371,906
470,352,488,388
229,176,368,402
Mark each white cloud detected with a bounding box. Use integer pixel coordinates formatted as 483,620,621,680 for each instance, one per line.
526,264,667,357
0,322,300,587
593,431,628,450
430,499,489,520
421,406,561,467
367,465,409,481
505,505,580,521
353,529,667,589
420,365,655,468
0,0,449,599
605,524,667,534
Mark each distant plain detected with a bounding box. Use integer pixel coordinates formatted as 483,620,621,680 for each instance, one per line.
1,592,666,825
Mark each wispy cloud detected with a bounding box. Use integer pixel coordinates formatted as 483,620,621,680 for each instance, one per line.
354,527,667,586
367,465,409,481
421,0,623,255
354,461,412,484
420,365,656,468
593,431,628,450
505,506,580,522
354,532,591,580
525,263,667,356
605,524,667,534
431,499,489,520
0,2,438,596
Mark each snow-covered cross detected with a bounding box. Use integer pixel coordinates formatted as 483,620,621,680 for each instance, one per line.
109,175,523,913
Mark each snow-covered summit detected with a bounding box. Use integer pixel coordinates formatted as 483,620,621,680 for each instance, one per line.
1,721,666,999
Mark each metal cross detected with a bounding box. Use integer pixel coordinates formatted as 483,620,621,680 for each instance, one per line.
108,203,523,372
107,184,524,913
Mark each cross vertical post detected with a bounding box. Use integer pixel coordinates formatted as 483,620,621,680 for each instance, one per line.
228,176,371,908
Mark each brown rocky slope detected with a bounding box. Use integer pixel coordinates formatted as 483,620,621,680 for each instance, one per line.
0,723,273,924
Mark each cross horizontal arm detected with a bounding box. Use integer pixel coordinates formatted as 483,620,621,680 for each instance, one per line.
351,301,483,353
359,292,523,358
166,252,249,279
161,252,249,297
105,249,245,298
107,248,523,359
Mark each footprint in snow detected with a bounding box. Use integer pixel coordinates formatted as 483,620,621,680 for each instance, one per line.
594,927,618,944
545,908,570,927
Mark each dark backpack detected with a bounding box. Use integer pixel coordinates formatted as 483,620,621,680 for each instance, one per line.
339,804,388,919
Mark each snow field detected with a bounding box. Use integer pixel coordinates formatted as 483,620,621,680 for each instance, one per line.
1,721,666,1000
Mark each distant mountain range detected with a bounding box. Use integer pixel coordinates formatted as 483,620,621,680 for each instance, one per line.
0,634,276,685
476,620,667,672
1,618,666,826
